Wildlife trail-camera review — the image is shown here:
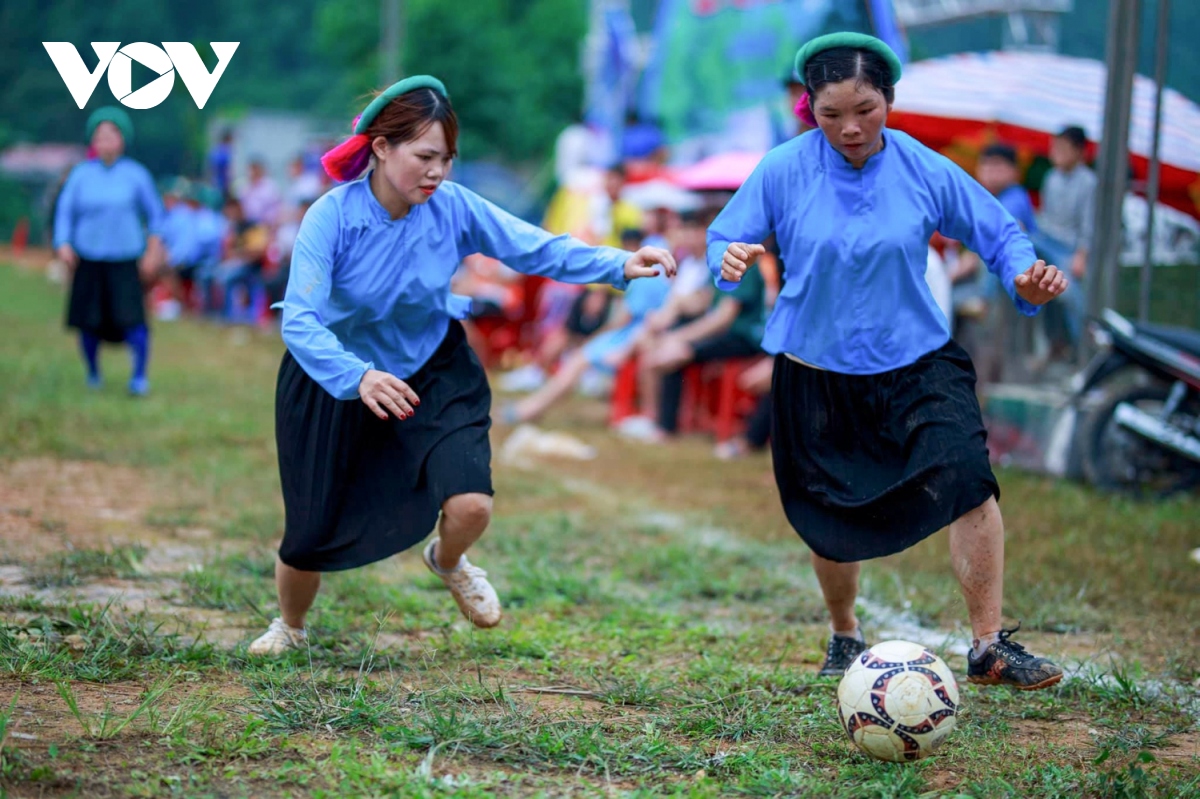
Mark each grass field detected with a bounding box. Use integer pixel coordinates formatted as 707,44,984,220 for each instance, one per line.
0,260,1197,798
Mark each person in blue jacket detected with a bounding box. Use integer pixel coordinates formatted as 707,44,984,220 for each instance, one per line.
54,107,164,396
710,34,1069,690
249,76,675,656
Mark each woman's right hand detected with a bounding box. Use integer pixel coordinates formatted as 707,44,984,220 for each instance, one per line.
359,369,421,421
721,243,765,283
56,244,78,270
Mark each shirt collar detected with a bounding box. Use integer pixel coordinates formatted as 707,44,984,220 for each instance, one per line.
820,130,890,175
352,169,419,227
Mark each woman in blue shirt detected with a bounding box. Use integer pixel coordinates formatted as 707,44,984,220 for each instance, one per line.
711,34,1068,691
54,107,164,396
249,77,675,656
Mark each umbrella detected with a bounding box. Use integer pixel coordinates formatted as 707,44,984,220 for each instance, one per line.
889,51,1200,217
620,179,703,212
671,151,765,191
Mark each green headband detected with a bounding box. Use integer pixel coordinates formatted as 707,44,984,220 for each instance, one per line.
794,33,903,87
86,106,134,146
353,75,449,135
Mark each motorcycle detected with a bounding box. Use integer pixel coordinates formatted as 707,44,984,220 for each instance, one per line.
1070,308,1200,495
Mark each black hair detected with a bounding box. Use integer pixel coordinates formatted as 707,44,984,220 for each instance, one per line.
679,210,704,226
1056,126,1087,150
803,46,895,106
981,143,1018,165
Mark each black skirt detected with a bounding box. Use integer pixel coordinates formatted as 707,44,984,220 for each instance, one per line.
770,340,999,563
275,320,494,572
66,259,146,342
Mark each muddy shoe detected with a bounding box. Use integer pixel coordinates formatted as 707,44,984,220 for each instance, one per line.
818,632,868,677
248,617,307,656
967,625,1063,691
423,539,502,629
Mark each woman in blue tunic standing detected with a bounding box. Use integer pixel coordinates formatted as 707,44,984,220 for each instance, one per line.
711,35,1068,690
55,107,164,396
250,77,675,655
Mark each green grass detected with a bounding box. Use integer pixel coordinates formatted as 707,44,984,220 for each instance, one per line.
0,262,1197,797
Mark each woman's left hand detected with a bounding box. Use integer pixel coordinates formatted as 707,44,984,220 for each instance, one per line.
624,246,677,281
1014,260,1068,306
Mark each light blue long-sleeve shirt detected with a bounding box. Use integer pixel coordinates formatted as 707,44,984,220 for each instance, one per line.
53,157,164,261
707,130,1039,375
281,174,631,399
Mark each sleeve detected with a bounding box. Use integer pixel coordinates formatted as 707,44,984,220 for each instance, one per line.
52,169,79,249
454,187,630,290
934,159,1039,317
705,158,776,292
136,166,166,238
279,198,374,400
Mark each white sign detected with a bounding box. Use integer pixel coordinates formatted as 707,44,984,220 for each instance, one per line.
42,42,239,110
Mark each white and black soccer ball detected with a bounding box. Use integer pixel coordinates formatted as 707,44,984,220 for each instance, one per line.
837,640,959,762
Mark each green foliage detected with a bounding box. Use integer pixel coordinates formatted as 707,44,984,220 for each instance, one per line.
1,0,587,176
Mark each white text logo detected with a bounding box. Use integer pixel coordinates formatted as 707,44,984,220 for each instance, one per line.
42,42,239,110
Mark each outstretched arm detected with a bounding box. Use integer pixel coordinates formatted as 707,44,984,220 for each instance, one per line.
936,161,1066,313
457,187,674,289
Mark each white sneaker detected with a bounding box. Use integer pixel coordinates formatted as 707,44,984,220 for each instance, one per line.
422,540,502,628
498,365,546,393
247,617,307,656
617,415,664,442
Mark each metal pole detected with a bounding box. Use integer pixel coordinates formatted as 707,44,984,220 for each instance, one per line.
380,0,403,85
1139,0,1170,322
1084,0,1140,366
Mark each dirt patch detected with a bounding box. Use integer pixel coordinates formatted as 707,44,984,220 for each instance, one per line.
1011,715,1097,755
0,458,160,560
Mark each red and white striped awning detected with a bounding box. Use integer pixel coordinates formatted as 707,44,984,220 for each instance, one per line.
889,51,1200,216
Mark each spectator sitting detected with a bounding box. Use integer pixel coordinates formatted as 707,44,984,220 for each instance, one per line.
619,245,767,444
204,197,269,316
286,154,324,209
498,235,671,426
239,158,283,228
497,229,636,393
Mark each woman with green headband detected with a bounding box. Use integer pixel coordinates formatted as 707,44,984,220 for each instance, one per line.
249,76,676,656
54,106,165,396
710,34,1067,690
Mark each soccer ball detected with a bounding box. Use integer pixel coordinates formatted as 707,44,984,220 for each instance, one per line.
837,640,959,762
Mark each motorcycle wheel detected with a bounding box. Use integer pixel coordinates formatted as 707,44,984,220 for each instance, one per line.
1083,384,1200,496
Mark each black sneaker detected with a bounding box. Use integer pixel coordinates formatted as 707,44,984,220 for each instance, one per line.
967,625,1063,691
818,632,867,677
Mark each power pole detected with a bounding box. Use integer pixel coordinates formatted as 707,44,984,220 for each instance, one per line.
1085,0,1140,365
1139,0,1170,322
380,0,404,86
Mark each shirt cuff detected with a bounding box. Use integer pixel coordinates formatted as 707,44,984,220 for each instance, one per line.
715,277,741,292
1014,296,1039,317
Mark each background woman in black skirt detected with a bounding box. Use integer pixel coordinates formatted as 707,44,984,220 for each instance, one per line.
54,107,165,396
249,76,675,655
709,34,1069,690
